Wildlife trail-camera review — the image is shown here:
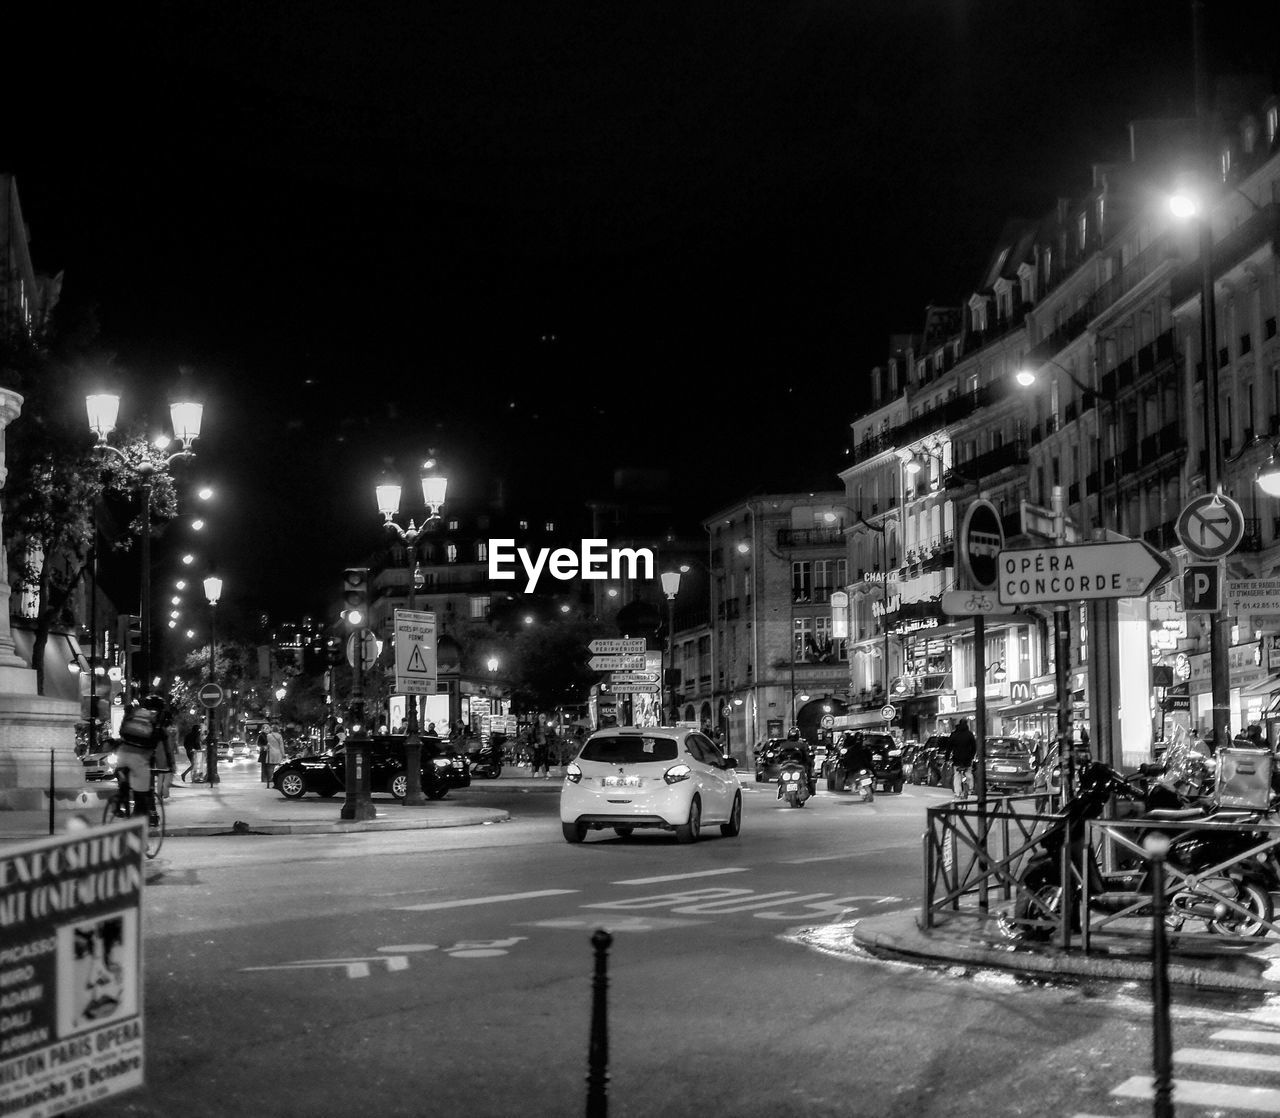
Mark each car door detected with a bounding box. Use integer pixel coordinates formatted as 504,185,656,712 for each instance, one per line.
687,733,733,820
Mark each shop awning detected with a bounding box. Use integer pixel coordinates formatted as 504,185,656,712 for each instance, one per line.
998,696,1061,718
1241,674,1280,698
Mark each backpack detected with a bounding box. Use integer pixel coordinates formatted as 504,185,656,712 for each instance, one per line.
120,706,159,748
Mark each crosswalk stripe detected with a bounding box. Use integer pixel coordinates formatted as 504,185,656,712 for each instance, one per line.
1175,1047,1280,1073
1213,1029,1280,1047
1113,1075,1280,1111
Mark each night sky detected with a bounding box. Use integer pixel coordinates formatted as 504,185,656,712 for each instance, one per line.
7,1,1279,618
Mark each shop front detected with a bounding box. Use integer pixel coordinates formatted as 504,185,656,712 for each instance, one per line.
1187,638,1266,738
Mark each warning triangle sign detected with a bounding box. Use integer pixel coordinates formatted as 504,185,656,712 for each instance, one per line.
406,644,430,674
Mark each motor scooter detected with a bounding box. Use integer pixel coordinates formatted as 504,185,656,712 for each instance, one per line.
853,768,874,803
468,737,504,779
777,758,811,808
1007,757,1274,941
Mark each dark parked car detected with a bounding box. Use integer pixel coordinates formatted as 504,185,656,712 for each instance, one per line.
983,736,1035,794
271,735,471,801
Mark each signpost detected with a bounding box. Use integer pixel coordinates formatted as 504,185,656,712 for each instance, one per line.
345,631,379,671
880,704,896,722
588,638,646,655
939,589,1017,617
1175,493,1245,560
996,540,1171,606
610,682,659,695
198,682,223,708
588,654,647,671
1182,563,1223,612
959,500,1005,592
609,671,660,684
393,609,437,695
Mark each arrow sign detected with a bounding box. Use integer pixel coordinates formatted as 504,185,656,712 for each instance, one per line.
610,682,660,694
589,638,646,655
589,654,647,671
996,540,1172,605
610,671,660,684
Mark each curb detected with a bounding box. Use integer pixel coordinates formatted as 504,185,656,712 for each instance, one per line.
851,915,1280,995
164,808,510,836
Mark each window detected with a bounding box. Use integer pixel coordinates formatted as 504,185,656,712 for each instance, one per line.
446,543,458,563
792,617,813,661
1221,146,1232,179
1078,211,1088,251
545,521,555,531
1268,104,1278,145
813,559,834,595
469,595,490,619
791,562,812,602
448,519,459,530
835,558,848,585
475,541,488,562
518,520,528,531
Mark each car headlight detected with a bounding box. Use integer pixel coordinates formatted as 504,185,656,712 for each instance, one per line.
888,749,902,757
432,757,451,768
566,762,583,784
107,752,117,768
663,763,692,785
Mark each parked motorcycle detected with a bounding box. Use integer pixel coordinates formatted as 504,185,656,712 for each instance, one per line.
853,768,875,803
468,737,504,779
1008,757,1274,941
777,758,812,808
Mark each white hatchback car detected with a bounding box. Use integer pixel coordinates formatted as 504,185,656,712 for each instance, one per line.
560,726,743,843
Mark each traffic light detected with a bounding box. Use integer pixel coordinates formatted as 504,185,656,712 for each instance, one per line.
341,567,369,628
117,614,142,655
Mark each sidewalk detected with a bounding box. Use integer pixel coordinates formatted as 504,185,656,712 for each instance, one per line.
0,760,559,843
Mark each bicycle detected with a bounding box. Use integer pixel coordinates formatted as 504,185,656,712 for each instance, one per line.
102,763,167,859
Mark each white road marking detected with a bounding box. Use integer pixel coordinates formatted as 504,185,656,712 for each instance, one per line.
610,868,749,885
1174,1046,1280,1073
782,848,899,863
1113,1075,1280,1111
1213,1028,1280,1047
241,955,409,979
398,889,577,911
527,916,704,932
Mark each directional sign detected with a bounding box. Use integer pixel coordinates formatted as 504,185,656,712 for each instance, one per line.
588,638,646,655
996,540,1171,605
939,589,1018,617
589,654,647,671
1175,493,1245,560
1182,563,1222,612
394,609,437,695
198,682,224,708
610,682,660,694
610,671,660,684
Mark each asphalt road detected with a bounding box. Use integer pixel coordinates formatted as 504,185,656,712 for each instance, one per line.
83,781,1280,1118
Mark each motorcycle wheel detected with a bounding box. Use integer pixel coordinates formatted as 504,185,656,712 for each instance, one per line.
785,791,799,808
1012,880,1062,942
1207,879,1272,938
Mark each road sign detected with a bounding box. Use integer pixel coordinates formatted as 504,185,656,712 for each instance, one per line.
588,638,646,655
1182,563,1223,612
1175,493,1245,559
996,540,1171,605
346,630,379,671
1020,500,1079,543
939,589,1018,617
610,671,660,684
880,704,896,721
198,682,224,708
610,682,659,694
589,654,647,671
959,500,1004,591
1226,578,1280,617
393,609,437,694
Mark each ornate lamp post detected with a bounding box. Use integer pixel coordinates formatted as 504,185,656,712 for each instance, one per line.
202,574,223,784
86,391,203,701
376,461,447,806
660,570,681,725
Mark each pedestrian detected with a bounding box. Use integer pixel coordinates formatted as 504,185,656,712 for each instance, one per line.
948,717,977,799
180,723,201,782
532,715,551,778
114,695,166,826
264,722,286,784
156,719,178,802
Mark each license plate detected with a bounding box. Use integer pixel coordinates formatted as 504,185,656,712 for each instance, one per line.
992,765,1016,774
602,775,641,788
782,780,799,790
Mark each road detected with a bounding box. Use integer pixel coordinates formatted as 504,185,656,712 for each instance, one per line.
86,779,1280,1118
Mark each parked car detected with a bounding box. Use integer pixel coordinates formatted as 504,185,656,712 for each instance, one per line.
983,736,1035,794
561,725,742,843
79,741,117,782
271,735,471,801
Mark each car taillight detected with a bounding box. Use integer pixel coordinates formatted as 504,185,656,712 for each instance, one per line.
566,762,582,784
663,763,692,785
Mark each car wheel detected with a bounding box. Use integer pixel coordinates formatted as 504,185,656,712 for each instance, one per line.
613,826,633,839
489,766,502,779
278,772,307,800
893,780,904,794
719,793,742,837
426,785,449,801
389,774,408,800
318,789,338,798
675,796,701,844
755,771,765,783
562,821,587,843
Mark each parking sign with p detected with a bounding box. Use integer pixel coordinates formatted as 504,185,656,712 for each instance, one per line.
1182,562,1222,612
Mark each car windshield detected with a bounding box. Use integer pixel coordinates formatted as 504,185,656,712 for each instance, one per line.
863,736,895,751
580,735,679,764
987,739,1028,758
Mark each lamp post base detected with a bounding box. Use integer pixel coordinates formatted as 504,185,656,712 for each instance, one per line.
401,736,428,806
339,737,377,821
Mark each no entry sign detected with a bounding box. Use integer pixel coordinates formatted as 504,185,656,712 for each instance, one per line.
198,682,224,708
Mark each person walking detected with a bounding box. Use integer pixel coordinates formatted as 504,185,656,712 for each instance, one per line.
532,715,552,779
256,727,270,783
180,723,201,782
156,718,178,802
263,723,286,784
948,717,978,799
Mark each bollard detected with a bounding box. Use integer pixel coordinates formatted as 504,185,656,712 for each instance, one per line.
1145,833,1174,1117
48,749,55,835
586,928,613,1118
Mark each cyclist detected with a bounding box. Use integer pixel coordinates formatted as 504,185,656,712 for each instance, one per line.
947,717,977,799
114,694,169,826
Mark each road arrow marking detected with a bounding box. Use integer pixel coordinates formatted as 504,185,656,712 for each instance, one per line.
241,955,410,979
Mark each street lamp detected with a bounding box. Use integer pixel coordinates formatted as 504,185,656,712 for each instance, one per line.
87,390,203,702
202,574,223,784
377,460,448,807
661,570,681,725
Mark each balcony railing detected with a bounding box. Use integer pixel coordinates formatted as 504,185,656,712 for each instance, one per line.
777,527,844,548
